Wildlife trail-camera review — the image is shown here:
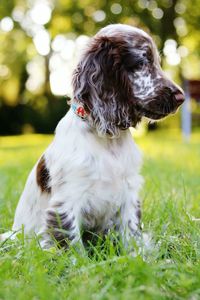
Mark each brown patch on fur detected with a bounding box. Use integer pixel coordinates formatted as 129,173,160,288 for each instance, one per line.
36,156,51,193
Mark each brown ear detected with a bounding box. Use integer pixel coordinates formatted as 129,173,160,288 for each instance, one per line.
72,36,133,105
72,35,137,135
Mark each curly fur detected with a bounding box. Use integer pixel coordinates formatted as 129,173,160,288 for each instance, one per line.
72,35,139,137
0,24,184,250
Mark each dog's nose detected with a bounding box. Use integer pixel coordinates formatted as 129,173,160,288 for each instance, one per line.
173,92,185,106
168,85,185,106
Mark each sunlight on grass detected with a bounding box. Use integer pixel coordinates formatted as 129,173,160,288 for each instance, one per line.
0,131,200,300
0,134,53,167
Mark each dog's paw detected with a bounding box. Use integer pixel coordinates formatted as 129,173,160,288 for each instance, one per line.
0,231,16,243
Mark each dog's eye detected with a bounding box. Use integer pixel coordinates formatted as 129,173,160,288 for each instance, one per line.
138,61,145,67
123,52,147,72
143,49,153,63
135,60,146,69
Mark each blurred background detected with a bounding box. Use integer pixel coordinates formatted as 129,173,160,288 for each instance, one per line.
0,0,200,136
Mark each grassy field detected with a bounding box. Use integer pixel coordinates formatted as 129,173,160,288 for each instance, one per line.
0,131,200,300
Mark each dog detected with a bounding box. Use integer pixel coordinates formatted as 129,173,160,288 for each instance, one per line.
0,24,184,250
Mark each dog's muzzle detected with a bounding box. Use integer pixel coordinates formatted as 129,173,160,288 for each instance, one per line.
135,87,185,120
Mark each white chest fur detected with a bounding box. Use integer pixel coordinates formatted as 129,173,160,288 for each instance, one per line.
9,108,144,245
45,110,143,230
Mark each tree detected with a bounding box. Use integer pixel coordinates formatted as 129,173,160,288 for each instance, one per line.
0,0,199,134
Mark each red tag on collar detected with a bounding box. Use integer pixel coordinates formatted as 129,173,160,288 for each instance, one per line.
76,106,86,118
72,103,88,120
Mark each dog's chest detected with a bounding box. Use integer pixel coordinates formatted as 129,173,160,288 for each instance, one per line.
50,127,142,228
81,156,131,228
72,135,142,226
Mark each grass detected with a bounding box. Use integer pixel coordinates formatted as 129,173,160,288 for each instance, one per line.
0,130,200,300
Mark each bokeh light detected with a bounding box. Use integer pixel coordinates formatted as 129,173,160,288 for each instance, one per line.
110,3,122,14
0,0,200,135
152,8,163,19
92,10,106,22
30,3,52,25
164,39,181,66
49,34,89,96
0,17,14,32
33,29,50,56
26,56,45,92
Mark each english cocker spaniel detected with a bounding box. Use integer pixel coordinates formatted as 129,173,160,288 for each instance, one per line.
1,24,184,250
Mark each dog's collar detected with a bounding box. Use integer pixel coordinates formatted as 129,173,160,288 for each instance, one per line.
71,103,88,120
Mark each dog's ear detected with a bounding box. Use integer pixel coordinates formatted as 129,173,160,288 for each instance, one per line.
72,36,133,106
72,36,138,136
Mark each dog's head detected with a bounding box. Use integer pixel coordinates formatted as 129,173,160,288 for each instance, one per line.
72,24,184,137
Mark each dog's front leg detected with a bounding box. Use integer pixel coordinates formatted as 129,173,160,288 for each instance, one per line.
39,201,82,250
119,198,142,251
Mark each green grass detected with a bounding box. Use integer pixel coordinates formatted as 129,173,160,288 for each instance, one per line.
0,131,200,300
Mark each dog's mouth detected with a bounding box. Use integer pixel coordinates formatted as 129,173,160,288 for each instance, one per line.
135,93,184,121
135,101,174,120
138,107,169,120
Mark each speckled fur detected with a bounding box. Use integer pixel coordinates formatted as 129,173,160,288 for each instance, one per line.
0,24,184,250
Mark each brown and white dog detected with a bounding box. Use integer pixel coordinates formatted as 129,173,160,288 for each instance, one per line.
0,24,184,250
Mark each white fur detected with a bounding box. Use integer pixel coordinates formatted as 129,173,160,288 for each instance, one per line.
98,23,150,39
2,23,172,250
1,24,183,251
1,108,143,249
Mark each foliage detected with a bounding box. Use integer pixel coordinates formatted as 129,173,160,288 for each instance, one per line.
0,0,200,134
0,131,200,299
